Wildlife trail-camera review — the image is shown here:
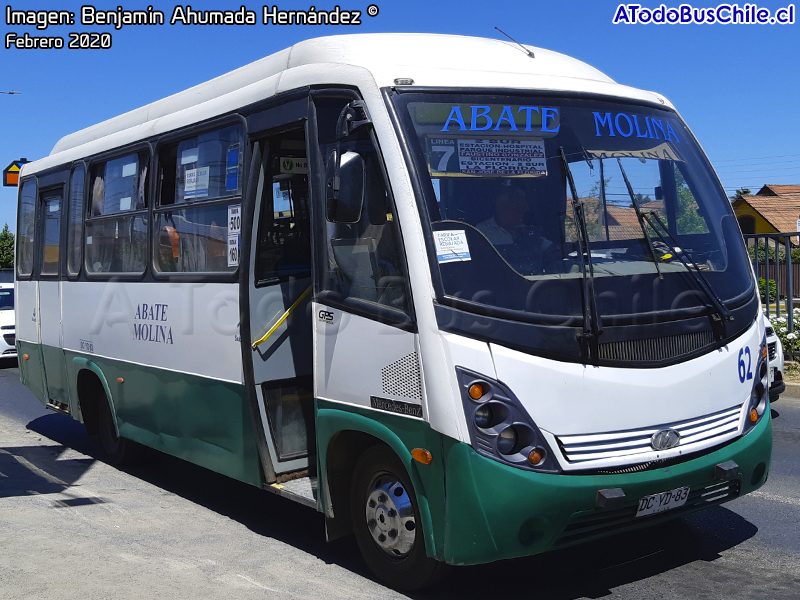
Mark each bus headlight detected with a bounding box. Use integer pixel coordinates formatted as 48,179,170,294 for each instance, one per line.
456,367,560,473
742,337,769,436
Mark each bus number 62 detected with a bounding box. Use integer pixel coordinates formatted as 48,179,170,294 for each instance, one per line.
738,347,753,383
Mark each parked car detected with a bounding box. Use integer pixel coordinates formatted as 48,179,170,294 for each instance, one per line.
763,314,785,401
0,283,15,360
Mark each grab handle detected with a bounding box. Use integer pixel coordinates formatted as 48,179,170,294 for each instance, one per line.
251,285,312,350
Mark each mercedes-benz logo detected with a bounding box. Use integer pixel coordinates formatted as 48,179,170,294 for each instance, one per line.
651,429,680,451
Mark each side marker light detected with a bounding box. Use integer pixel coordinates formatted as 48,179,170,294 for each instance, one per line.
411,448,432,465
23,354,29,360
117,377,124,384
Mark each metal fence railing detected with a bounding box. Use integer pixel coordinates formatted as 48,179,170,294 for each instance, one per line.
743,232,796,333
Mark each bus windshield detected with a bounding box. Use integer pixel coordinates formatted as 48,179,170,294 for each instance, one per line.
393,93,753,321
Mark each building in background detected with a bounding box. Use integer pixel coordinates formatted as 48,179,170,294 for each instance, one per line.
733,185,800,244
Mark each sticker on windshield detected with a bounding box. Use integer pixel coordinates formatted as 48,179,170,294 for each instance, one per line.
586,142,682,162
434,230,471,263
427,137,547,177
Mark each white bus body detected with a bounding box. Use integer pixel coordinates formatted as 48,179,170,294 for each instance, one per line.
15,34,771,590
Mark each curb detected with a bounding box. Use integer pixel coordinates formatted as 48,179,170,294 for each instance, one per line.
783,381,800,389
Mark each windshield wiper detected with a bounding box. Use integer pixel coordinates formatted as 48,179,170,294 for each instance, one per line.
616,158,663,281
614,159,731,324
559,147,602,359
641,211,733,323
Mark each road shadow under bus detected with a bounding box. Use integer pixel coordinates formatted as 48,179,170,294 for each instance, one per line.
26,413,759,599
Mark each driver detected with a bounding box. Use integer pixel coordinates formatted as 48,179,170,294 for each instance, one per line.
476,185,558,272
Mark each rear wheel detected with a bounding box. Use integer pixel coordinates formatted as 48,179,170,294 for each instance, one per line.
350,445,445,591
97,394,137,466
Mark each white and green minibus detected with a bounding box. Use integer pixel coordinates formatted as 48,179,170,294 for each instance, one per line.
15,33,772,590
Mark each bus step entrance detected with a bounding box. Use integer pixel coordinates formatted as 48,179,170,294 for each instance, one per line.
267,476,317,509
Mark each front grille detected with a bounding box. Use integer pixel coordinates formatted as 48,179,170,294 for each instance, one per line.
3,333,14,346
555,479,740,547
557,405,741,466
768,342,777,361
1,325,13,330
598,330,714,363
765,326,774,336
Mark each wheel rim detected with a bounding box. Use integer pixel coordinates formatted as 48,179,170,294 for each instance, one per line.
364,472,416,559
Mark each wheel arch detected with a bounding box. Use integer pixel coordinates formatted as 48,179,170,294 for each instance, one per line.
316,407,437,559
72,357,118,437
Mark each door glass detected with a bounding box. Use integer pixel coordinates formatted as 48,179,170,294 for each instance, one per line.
17,180,36,276
67,166,84,275
262,377,315,461
41,194,62,275
314,98,411,314
255,144,312,285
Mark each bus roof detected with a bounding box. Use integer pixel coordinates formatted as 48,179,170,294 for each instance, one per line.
31,33,671,175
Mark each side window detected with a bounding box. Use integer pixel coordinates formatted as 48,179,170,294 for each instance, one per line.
155,124,244,273
315,98,410,315
254,129,311,285
40,191,62,276
67,165,84,275
17,180,37,277
85,151,148,274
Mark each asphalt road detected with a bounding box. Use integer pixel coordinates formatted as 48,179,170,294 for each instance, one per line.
1,358,799,599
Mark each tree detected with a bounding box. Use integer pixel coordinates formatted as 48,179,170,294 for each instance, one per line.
731,188,751,202
0,223,13,269
674,170,708,234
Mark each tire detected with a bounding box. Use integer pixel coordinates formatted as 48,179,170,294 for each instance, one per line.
97,394,137,466
349,445,445,591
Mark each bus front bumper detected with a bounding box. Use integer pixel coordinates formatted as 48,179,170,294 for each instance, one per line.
441,411,772,565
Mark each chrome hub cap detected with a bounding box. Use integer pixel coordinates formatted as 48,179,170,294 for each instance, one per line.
364,473,416,558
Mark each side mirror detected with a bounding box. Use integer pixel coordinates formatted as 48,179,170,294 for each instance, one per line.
326,150,364,223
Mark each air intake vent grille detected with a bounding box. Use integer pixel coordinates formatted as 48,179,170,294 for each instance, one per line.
598,330,714,363
381,352,422,400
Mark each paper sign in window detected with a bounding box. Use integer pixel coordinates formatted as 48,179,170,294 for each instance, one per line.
434,230,471,263
228,234,240,267
427,137,546,177
119,197,131,211
122,163,137,177
458,139,546,176
228,205,241,235
184,166,209,199
226,145,240,191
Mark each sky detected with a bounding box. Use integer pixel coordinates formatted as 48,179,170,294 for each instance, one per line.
1,0,798,232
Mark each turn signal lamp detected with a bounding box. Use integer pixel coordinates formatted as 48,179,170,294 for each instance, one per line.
750,408,759,422
528,448,546,466
411,448,432,465
469,383,485,400
762,344,768,359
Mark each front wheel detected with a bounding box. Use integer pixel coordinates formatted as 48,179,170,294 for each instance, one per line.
97,395,137,466
349,445,445,591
